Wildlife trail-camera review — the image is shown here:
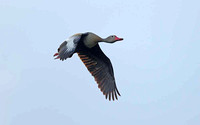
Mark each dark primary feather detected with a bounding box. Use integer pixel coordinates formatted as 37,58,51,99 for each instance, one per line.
58,41,71,60
77,44,120,101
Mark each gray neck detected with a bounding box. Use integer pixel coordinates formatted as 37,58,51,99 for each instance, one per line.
101,37,110,43
101,37,115,43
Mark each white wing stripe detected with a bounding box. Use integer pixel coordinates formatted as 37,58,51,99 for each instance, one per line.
58,35,81,60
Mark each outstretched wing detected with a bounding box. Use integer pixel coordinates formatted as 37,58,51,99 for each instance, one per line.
54,35,81,60
77,44,120,101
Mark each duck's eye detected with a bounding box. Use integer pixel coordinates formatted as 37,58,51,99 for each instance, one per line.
112,36,114,37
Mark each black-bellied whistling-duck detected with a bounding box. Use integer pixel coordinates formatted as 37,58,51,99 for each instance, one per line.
54,32,123,101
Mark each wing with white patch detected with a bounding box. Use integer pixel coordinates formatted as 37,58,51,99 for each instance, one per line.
54,35,81,61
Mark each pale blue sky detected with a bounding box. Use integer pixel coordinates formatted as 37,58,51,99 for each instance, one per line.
0,0,200,125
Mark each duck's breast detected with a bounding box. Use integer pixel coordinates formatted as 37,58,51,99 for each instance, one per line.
83,33,102,48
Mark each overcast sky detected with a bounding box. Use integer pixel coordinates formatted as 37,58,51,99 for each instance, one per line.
0,0,200,125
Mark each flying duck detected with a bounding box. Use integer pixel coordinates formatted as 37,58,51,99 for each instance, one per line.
53,32,123,101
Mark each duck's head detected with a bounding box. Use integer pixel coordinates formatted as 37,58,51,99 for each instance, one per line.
104,35,123,43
